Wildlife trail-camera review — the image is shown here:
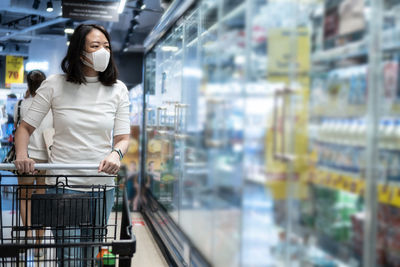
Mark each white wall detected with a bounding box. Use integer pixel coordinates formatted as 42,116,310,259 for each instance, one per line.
28,36,68,77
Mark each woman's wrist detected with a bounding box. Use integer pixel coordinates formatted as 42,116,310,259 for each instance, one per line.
15,153,29,159
111,148,123,161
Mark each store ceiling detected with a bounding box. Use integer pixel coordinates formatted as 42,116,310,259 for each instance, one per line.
0,0,164,56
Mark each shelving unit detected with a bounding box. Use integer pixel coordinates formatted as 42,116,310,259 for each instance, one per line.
312,26,400,63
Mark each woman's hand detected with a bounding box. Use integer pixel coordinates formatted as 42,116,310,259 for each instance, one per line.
98,152,121,174
14,157,36,174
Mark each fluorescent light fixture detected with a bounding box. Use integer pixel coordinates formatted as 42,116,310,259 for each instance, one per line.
64,28,74,34
118,0,127,14
183,67,202,78
161,46,178,52
26,61,49,72
64,20,74,34
46,1,53,12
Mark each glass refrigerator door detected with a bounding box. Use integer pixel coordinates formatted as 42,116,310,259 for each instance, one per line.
245,0,368,266
202,1,246,266
180,1,247,265
142,0,391,266
144,24,184,224
373,1,400,266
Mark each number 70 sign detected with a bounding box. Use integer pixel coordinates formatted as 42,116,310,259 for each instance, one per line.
5,55,24,88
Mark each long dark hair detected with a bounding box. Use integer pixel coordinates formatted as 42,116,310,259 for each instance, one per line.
25,70,46,98
61,24,118,86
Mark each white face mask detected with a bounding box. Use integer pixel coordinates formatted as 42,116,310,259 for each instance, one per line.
82,47,110,72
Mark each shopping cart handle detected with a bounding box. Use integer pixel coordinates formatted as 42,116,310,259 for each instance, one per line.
0,163,100,170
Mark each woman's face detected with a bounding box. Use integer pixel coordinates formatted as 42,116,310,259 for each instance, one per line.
84,28,110,54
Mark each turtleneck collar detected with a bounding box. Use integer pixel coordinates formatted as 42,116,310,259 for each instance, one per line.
85,76,99,83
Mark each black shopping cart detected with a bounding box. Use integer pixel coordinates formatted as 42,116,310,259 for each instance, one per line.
0,163,136,267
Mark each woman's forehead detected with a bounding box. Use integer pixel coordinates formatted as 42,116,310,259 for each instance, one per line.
86,29,108,43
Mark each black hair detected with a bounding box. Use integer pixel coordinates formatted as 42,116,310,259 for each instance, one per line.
26,70,46,98
61,24,118,86
7,93,17,98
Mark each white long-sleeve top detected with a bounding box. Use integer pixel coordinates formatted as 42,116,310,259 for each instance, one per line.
14,97,53,161
23,74,130,189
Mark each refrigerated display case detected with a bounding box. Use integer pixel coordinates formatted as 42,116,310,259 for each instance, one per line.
140,0,396,266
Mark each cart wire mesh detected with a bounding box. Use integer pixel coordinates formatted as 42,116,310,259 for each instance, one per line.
0,164,136,267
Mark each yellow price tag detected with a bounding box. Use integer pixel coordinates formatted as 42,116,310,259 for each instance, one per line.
378,185,393,204
341,176,352,192
333,175,343,190
5,55,23,88
390,187,400,208
325,172,334,188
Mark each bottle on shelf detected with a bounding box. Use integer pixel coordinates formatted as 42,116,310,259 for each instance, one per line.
347,118,358,147
378,118,387,149
354,118,366,147
382,118,396,150
395,119,400,151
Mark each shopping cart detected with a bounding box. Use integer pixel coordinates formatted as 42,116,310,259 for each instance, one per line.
0,163,136,266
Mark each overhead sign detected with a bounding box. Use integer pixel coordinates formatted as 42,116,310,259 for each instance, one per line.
62,0,120,22
5,56,24,88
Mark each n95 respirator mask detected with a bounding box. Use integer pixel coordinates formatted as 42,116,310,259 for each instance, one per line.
82,47,110,72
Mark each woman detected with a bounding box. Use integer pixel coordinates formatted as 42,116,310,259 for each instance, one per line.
14,24,130,265
14,70,52,257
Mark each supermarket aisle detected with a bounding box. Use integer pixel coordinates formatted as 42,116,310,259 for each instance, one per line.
130,212,168,267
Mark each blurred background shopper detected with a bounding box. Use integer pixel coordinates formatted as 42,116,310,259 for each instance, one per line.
14,69,51,257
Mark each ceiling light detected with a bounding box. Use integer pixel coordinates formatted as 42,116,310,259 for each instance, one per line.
136,0,145,9
118,0,127,14
131,18,139,26
133,10,140,19
130,18,139,30
64,28,74,34
64,21,74,34
46,1,53,12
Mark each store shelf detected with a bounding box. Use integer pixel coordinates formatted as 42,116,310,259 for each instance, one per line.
301,167,364,194
312,39,367,63
187,2,245,48
312,27,400,63
302,167,400,208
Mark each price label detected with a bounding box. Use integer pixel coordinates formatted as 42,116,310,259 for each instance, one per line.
378,185,393,204
331,173,341,189
341,176,352,191
390,187,400,208
5,56,23,88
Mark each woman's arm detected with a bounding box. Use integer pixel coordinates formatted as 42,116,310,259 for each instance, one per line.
14,121,36,173
98,134,130,174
